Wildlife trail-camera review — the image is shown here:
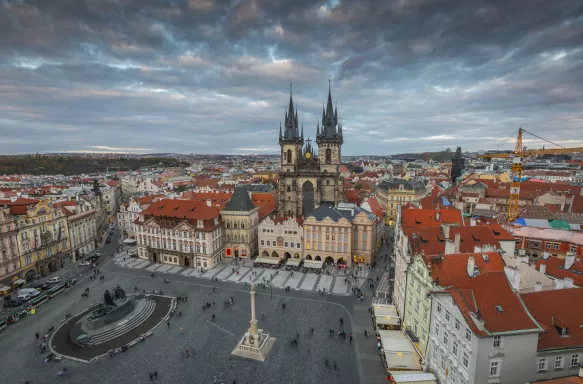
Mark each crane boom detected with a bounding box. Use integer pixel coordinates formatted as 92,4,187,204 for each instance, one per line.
477,128,583,222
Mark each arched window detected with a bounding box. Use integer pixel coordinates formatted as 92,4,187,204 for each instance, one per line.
326,148,331,163
241,222,245,229
287,149,292,164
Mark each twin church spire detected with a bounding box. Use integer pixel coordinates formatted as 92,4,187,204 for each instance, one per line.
279,80,343,144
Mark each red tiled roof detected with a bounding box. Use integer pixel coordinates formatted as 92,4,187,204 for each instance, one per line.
430,252,506,287
522,288,583,351
532,377,583,384
140,199,220,231
251,193,276,220
572,195,583,214
405,225,501,256
53,201,76,208
535,256,583,287
195,179,219,189
134,195,163,205
183,192,231,210
345,189,365,206
487,223,515,242
366,197,384,219
401,207,464,229
438,272,540,336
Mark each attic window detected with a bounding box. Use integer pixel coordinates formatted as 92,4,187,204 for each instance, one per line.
495,305,503,313
437,234,444,242
482,254,489,262
472,234,481,243
493,229,500,235
158,204,164,209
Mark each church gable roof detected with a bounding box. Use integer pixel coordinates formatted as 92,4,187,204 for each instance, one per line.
223,186,256,212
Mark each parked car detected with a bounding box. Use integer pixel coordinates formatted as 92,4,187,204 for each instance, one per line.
34,283,51,291
3,298,23,308
109,230,114,236
106,237,111,244
15,293,31,302
65,278,77,288
46,277,62,285
18,288,40,298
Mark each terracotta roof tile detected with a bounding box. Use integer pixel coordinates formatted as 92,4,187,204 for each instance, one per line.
140,199,220,231
430,252,506,287
401,207,463,229
438,272,540,336
522,288,583,351
535,256,583,287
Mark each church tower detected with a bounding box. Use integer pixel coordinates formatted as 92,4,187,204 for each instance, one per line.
277,81,344,217
316,79,344,204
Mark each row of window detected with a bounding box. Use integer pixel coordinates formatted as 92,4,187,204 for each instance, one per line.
538,354,580,372
305,227,350,233
436,302,472,343
260,240,301,248
306,243,350,252
141,227,209,238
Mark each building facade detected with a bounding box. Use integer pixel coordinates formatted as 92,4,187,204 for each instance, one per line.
62,200,98,261
117,196,160,239
376,179,428,224
135,199,224,269
0,207,21,285
222,186,260,259
16,200,71,281
258,216,304,261
428,272,542,384
277,83,345,217
303,205,352,266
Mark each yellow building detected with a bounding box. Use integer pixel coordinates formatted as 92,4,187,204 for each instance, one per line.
16,200,71,281
376,180,429,225
253,171,279,182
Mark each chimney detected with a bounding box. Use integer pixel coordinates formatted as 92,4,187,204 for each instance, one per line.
504,266,521,291
435,210,440,222
467,256,476,277
542,251,550,260
454,232,461,254
565,252,575,270
534,282,543,292
474,245,482,253
442,224,450,239
564,277,574,289
470,219,476,227
539,263,546,275
206,200,212,207
561,194,566,211
555,279,564,290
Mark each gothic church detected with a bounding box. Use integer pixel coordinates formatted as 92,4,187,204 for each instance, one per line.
277,82,345,216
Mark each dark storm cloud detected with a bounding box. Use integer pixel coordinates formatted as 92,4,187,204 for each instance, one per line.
1,0,582,155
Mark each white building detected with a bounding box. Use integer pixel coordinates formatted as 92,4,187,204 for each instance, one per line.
428,272,542,384
134,199,224,269
117,195,160,239
258,216,304,261
58,200,98,261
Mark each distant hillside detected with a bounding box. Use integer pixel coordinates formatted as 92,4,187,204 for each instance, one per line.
0,155,189,176
392,149,458,162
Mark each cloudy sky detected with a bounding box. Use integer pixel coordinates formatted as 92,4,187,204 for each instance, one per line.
1,0,582,155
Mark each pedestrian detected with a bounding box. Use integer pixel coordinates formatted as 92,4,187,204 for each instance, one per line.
149,373,154,381
167,322,170,329
35,332,39,340
185,348,190,358
153,371,158,380
296,332,299,339
180,327,184,334
349,333,353,342
325,359,329,367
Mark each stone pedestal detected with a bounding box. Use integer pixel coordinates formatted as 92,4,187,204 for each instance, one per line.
231,282,275,361
231,329,276,361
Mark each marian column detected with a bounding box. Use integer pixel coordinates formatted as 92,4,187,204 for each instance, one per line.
249,282,258,336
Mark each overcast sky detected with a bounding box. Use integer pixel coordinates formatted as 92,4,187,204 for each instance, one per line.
1,0,582,156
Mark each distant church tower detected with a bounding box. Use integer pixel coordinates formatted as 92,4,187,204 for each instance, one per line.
277,81,345,217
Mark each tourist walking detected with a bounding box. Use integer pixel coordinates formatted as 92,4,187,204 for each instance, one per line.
167,322,170,329
149,373,154,381
153,370,158,379
35,332,39,340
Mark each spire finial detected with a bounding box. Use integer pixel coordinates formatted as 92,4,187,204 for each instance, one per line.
290,81,292,95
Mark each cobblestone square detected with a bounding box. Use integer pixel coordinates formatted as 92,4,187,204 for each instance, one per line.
0,272,359,384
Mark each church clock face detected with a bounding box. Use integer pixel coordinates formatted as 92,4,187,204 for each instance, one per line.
305,152,312,159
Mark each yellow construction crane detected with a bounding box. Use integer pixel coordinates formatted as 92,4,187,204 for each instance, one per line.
478,128,583,222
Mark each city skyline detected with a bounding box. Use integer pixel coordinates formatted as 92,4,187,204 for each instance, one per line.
1,0,582,155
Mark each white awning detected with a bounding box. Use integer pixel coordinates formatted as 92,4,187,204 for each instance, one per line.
286,259,302,267
373,304,400,325
379,330,422,371
254,257,281,265
389,371,437,384
13,279,26,285
303,260,324,269
0,286,10,292
123,239,137,245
